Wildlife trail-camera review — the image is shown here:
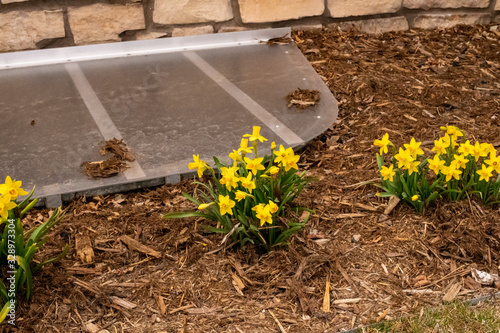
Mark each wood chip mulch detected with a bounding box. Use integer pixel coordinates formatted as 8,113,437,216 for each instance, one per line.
17,24,500,332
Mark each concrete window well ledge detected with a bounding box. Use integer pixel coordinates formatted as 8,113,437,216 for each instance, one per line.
0,28,338,207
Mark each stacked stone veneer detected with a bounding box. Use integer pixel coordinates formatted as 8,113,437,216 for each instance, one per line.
0,0,499,52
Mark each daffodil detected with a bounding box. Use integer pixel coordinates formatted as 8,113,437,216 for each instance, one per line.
228,150,242,162
274,145,293,165
188,155,207,178
243,126,268,143
271,141,276,150
220,166,239,191
218,195,235,216
450,154,468,170
235,191,247,202
411,195,419,201
0,194,17,220
240,173,256,193
443,133,458,148
477,164,494,182
457,140,473,157
440,125,464,140
252,204,272,226
380,165,395,182
268,201,279,214
0,176,28,200
481,143,496,155
441,165,462,182
244,157,265,175
268,166,280,175
404,138,424,159
405,160,420,175
471,141,488,162
395,148,413,169
485,152,500,173
283,154,300,171
198,202,214,210
374,133,391,155
432,139,448,156
428,154,445,174
237,138,253,155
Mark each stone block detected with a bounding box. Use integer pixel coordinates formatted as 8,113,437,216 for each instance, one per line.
153,0,233,25
134,31,167,41
172,25,214,37
1,0,28,4
404,0,490,10
218,26,251,33
68,4,145,45
238,0,324,23
327,0,401,18
329,17,409,34
291,24,323,32
412,14,491,29
0,10,65,52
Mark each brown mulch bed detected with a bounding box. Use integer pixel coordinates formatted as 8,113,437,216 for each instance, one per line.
12,24,500,332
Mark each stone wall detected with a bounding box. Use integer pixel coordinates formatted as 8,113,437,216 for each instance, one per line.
0,0,499,52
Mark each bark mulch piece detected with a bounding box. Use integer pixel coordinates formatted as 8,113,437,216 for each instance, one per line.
16,24,500,332
81,138,134,179
287,88,321,110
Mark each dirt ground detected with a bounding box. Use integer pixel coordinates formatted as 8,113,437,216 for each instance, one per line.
8,24,500,332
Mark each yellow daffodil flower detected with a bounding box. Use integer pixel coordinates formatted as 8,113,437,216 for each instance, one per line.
274,145,293,164
443,133,458,148
219,166,240,191
188,155,207,178
457,140,473,157
428,154,445,174
198,202,214,210
411,195,419,201
244,157,265,175
243,126,268,143
271,141,276,150
374,133,391,155
283,154,300,171
405,160,420,175
471,141,488,162
228,150,242,162
451,154,468,170
218,195,235,216
240,174,256,193
235,191,247,202
477,164,494,182
380,165,395,182
268,201,279,214
252,204,272,226
481,143,496,155
237,138,253,155
395,148,413,169
485,152,500,173
441,165,462,182
0,194,17,220
0,176,28,200
404,138,424,159
268,166,280,175
440,125,464,140
432,139,448,156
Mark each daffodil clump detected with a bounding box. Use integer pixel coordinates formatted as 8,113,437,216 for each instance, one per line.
0,177,67,323
374,126,500,213
164,126,313,252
